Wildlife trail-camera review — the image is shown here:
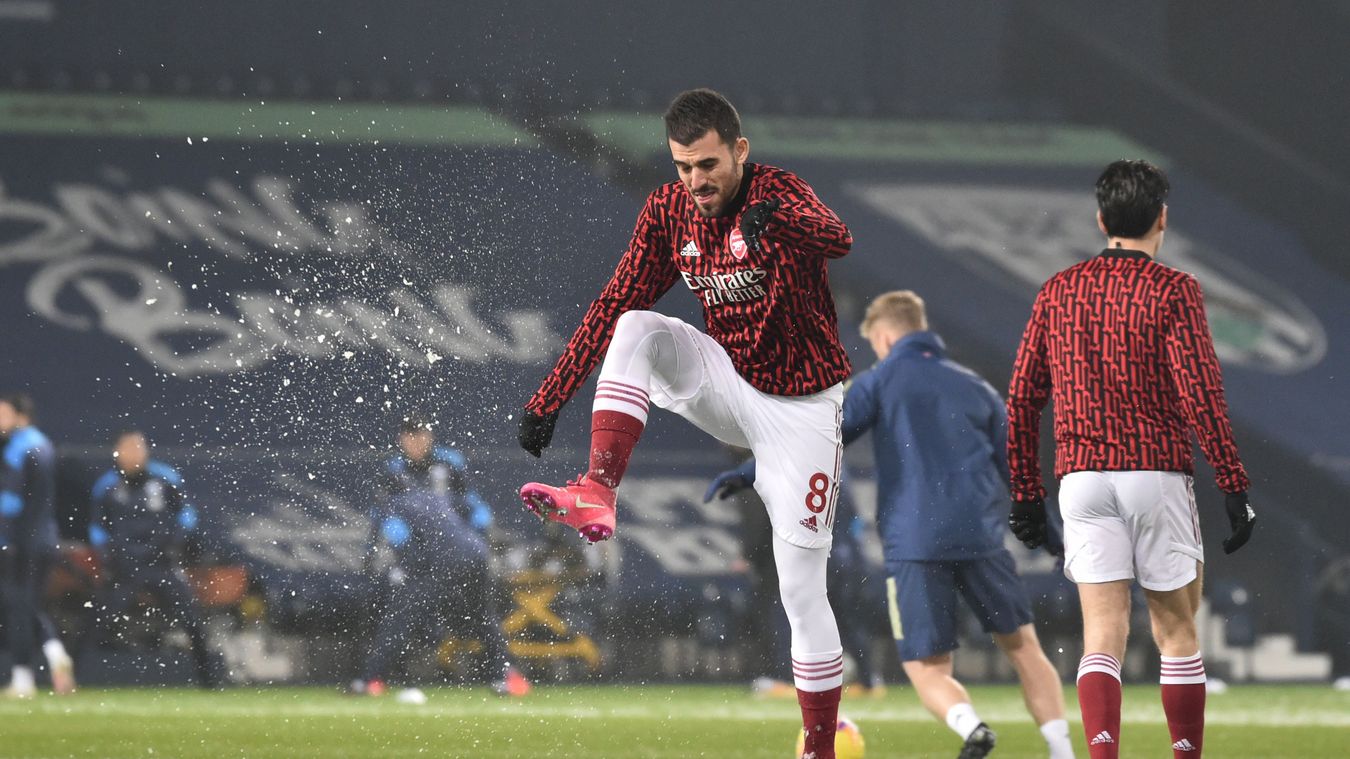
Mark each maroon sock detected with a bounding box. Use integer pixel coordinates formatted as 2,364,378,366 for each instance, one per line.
797,686,840,759
587,410,644,488
1078,654,1122,759
1160,653,1206,756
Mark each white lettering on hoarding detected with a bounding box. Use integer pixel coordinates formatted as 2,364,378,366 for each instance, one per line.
1,173,563,374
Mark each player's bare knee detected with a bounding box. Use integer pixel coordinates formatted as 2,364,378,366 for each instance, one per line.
1150,615,1199,656
904,652,953,672
993,623,1037,654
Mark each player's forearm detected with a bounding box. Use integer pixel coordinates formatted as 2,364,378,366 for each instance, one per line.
1005,402,1046,500
767,207,852,259
1183,384,1250,493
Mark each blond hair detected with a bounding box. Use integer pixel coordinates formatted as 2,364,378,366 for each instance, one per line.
860,290,927,337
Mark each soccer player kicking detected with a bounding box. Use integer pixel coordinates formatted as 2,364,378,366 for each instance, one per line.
1007,160,1257,759
518,89,854,759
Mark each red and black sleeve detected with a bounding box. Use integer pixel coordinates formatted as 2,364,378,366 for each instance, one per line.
1007,285,1053,501
526,192,679,415
1163,275,1250,493
760,171,852,259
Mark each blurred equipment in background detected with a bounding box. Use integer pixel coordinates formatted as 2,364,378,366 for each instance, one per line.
0,392,77,697
352,414,527,698
1313,556,1350,690
85,430,223,688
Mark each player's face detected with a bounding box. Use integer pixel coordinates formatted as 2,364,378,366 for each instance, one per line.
670,130,749,217
0,402,15,435
399,430,433,462
114,434,148,475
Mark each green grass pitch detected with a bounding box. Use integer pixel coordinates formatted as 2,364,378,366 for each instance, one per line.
1,683,1346,758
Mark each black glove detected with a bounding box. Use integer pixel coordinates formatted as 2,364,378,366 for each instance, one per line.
1009,498,1048,550
1222,490,1256,555
518,409,558,458
739,199,781,252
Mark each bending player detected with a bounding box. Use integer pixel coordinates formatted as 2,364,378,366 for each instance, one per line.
710,291,1075,759
517,89,854,758
355,415,527,698
1007,160,1256,758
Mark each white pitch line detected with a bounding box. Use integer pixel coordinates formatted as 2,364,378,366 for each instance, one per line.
5,700,1348,728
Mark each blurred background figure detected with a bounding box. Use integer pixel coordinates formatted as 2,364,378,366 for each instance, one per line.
705,448,792,698
351,414,528,698
826,475,888,699
86,430,222,688
0,393,76,698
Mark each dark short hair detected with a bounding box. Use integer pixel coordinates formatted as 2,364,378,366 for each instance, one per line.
664,88,742,147
400,412,434,435
0,392,35,419
1095,159,1170,239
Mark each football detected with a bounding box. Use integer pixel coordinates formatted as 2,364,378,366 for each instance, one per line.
794,716,865,759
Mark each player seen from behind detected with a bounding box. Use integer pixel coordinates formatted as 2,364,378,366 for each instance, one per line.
1007,159,1257,759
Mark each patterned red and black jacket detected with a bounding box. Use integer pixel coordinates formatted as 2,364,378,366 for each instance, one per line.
1007,248,1250,500
526,163,853,415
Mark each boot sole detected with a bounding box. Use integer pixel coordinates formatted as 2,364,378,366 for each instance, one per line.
520,486,613,543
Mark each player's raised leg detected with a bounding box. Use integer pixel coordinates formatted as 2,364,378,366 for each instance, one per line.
520,310,717,542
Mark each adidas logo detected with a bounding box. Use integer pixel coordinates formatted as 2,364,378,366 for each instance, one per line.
799,515,819,533
680,241,702,257
1090,731,1115,745
1172,738,1197,752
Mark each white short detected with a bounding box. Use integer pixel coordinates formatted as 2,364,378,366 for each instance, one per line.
1058,470,1203,592
620,314,844,549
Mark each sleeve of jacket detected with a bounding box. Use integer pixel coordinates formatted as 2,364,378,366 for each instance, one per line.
1164,275,1250,493
526,191,679,415
88,471,118,548
169,480,199,536
983,381,1012,489
1007,286,1053,501
841,370,880,446
25,445,55,518
759,170,852,259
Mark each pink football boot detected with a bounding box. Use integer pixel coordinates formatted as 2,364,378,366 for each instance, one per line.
519,474,617,543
